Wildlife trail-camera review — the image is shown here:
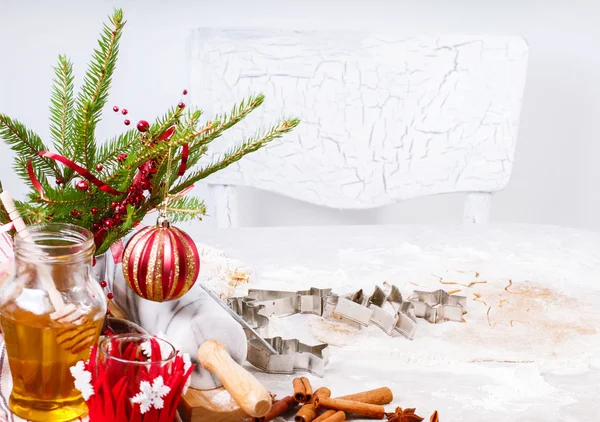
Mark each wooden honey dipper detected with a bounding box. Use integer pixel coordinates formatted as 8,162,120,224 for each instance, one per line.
0,192,89,331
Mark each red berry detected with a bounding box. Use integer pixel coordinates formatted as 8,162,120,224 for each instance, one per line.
106,309,111,315
111,201,118,208
91,208,98,214
76,180,89,191
55,177,63,185
178,102,185,109
100,280,107,288
115,204,126,214
92,256,97,266
183,89,188,95
136,120,150,132
117,153,127,162
71,209,79,217
92,223,100,230
121,109,128,115
107,292,114,300
96,164,103,171
124,119,131,125
113,106,119,112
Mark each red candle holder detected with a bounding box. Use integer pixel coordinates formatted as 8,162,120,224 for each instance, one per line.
71,333,194,422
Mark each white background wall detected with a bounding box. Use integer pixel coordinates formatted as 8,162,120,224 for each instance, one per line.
0,0,598,230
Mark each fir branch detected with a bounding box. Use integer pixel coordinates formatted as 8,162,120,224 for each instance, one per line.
146,105,186,144
170,118,300,195
72,9,125,171
49,55,75,157
15,201,51,225
164,196,206,223
95,127,140,173
0,114,61,180
102,105,186,191
211,93,265,133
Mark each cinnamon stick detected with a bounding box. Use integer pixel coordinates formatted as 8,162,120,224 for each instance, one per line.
336,387,393,405
316,397,385,419
295,387,332,422
313,410,337,422
253,396,298,422
293,377,314,402
318,411,346,422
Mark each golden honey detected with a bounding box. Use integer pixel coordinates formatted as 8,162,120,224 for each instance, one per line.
1,302,103,421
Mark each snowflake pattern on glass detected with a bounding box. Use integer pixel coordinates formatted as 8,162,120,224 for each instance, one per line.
131,376,172,414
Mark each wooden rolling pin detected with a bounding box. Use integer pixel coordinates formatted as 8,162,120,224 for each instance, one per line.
197,340,272,418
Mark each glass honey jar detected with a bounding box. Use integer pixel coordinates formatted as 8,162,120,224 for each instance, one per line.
0,223,106,421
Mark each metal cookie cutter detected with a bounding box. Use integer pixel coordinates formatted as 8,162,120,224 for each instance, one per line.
228,288,332,376
324,285,418,340
248,337,329,377
228,287,332,335
409,289,467,323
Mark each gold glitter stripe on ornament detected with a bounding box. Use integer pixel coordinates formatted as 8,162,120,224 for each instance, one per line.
135,229,156,299
123,227,153,297
175,228,197,297
153,229,165,301
166,229,180,300
146,230,161,301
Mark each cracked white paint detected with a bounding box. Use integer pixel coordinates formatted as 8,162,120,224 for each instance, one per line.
188,30,528,225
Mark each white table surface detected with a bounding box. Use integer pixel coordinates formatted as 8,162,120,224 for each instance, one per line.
188,223,600,422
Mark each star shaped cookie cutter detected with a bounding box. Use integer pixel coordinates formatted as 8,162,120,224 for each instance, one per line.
409,289,467,323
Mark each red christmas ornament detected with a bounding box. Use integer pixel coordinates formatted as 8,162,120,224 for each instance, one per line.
178,102,185,109
117,153,128,162
121,109,128,115
122,216,200,302
124,119,131,126
136,120,150,132
91,208,98,214
96,164,103,171
76,180,89,191
113,106,119,112
71,209,79,217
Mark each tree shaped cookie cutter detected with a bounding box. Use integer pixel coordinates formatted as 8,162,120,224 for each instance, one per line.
228,288,332,376
323,285,418,340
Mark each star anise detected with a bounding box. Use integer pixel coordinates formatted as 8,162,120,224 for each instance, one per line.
430,410,439,422
386,407,425,422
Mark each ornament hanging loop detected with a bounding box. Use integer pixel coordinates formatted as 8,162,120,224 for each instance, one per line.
157,211,171,228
